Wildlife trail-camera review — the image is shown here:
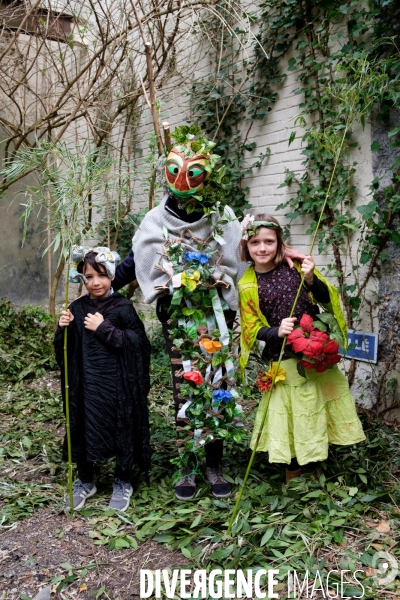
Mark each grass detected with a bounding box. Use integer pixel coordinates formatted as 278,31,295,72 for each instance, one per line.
1,301,400,598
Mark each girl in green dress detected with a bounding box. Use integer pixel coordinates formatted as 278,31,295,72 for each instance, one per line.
238,214,365,481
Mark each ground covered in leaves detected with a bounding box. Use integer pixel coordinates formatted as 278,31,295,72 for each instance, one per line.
1,300,400,599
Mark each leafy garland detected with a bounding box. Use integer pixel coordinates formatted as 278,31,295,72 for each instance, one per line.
155,228,255,470
167,125,231,228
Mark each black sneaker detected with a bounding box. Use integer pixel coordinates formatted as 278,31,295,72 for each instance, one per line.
108,478,133,511
175,473,196,500
206,467,232,498
65,479,97,510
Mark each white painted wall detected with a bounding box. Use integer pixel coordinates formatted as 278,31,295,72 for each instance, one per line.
130,35,379,403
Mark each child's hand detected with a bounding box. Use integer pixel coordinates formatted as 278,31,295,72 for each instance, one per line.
285,247,306,268
278,317,297,338
59,309,74,328
84,312,104,331
301,256,315,285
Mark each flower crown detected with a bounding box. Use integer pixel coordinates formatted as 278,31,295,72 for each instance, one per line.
240,214,280,240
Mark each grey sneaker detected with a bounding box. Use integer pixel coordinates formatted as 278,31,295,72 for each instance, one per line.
65,479,97,510
175,472,196,500
109,478,133,511
206,467,232,498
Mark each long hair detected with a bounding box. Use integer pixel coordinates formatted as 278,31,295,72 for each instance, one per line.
238,213,288,265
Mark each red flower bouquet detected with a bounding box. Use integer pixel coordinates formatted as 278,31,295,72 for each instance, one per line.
287,314,342,374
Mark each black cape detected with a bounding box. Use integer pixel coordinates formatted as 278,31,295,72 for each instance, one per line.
54,293,151,473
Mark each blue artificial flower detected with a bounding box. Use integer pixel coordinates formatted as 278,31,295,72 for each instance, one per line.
184,251,209,264
212,389,233,403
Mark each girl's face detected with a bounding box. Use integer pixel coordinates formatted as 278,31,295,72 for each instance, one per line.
83,263,113,299
247,227,278,272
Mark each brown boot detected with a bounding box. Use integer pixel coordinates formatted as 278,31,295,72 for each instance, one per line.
286,467,302,483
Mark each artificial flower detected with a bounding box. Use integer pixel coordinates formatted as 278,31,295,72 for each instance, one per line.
213,389,233,403
183,371,204,385
256,365,286,393
256,372,272,392
265,365,286,383
184,251,209,264
287,313,329,358
181,270,200,291
201,338,222,353
241,214,254,233
299,339,341,373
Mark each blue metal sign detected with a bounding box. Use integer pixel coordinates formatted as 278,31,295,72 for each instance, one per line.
340,330,379,364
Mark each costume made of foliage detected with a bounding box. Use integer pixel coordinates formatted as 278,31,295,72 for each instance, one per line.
238,262,365,465
131,125,250,469
54,293,151,473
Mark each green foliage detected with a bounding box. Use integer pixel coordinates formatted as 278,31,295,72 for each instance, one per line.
263,0,400,330
0,299,57,384
170,124,216,156
0,142,114,262
191,0,400,333
1,303,400,599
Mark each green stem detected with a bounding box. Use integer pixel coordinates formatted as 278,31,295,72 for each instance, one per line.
63,258,74,511
227,125,350,536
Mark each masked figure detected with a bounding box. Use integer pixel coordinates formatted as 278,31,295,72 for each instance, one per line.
112,125,304,501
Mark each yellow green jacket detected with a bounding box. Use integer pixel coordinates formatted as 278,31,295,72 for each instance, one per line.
238,261,347,373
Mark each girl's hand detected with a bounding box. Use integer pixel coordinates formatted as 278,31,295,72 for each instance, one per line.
301,256,315,285
278,317,297,338
285,247,306,268
59,309,74,328
84,312,104,331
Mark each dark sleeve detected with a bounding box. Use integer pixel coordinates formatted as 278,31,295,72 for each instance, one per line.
119,305,151,397
256,326,280,344
307,277,330,304
113,250,136,292
94,319,125,349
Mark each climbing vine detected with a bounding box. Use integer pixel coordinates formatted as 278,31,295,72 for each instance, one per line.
190,0,400,394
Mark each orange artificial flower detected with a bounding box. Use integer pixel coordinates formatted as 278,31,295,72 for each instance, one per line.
201,339,222,353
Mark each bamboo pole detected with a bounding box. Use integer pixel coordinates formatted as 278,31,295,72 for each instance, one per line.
63,258,74,511
227,126,349,536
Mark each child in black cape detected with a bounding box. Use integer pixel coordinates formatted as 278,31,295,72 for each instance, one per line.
54,247,151,511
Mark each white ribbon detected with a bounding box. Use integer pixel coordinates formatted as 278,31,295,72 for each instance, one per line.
213,366,223,384
182,360,192,372
209,289,230,346
177,400,192,419
225,358,235,377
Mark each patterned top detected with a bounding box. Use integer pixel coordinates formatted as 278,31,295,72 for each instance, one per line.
256,261,328,362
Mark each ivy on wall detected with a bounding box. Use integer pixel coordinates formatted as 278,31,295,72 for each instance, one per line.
190,0,400,391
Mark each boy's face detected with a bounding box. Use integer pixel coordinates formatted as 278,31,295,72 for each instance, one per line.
83,263,113,299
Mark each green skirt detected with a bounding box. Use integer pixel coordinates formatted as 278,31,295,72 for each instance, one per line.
250,359,365,465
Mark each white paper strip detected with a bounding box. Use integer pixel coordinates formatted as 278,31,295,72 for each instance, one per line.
225,358,235,377
209,289,230,346
213,366,223,384
177,400,192,419
206,314,217,335
182,359,192,372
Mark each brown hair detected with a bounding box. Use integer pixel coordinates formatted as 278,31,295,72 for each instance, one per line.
238,213,288,265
